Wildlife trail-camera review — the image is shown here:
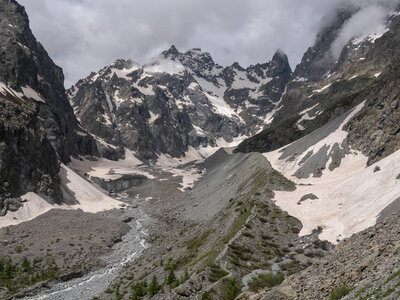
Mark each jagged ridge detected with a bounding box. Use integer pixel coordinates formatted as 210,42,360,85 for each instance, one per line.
68,46,291,161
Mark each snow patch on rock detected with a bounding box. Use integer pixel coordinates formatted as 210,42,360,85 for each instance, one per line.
263,101,400,243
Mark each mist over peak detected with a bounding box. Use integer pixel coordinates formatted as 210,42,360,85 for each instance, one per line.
18,0,400,87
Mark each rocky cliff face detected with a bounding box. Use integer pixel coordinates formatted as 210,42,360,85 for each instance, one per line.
68,47,291,161
345,57,400,166
291,7,356,83
236,5,400,164
249,214,400,300
0,0,98,213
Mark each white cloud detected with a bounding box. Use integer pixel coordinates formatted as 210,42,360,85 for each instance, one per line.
331,4,391,59
18,0,400,87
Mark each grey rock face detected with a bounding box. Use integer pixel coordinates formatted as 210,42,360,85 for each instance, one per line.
68,47,292,161
0,95,62,208
257,215,400,300
291,7,356,83
90,174,148,193
0,0,98,212
236,6,400,159
344,57,400,165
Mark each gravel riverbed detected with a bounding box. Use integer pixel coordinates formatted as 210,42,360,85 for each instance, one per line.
25,207,148,300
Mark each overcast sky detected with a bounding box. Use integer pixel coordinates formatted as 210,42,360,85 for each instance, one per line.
18,0,399,87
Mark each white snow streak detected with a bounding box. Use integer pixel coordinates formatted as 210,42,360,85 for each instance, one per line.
262,101,400,243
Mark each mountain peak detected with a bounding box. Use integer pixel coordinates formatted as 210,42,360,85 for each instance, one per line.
111,59,138,70
273,49,288,61
162,45,180,58
231,62,245,71
272,49,290,68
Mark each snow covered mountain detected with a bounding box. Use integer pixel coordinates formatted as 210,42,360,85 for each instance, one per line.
237,4,400,154
68,46,291,161
235,3,400,243
2,0,400,299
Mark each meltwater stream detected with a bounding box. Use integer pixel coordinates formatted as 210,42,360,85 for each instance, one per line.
26,207,148,300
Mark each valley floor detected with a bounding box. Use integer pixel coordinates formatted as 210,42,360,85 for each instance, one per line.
1,126,400,299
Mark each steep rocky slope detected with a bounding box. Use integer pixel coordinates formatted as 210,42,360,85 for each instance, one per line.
247,214,400,300
231,3,400,246
260,101,400,244
231,5,400,299
0,0,99,214
236,5,400,158
68,47,291,161
345,56,400,165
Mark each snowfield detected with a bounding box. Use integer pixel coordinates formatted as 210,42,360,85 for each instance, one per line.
0,165,123,229
0,193,66,228
264,102,400,243
69,149,154,181
61,164,123,213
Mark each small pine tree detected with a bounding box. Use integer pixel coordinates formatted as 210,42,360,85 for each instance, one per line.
0,258,4,274
148,275,160,296
4,258,12,279
41,268,45,280
22,257,30,272
232,255,239,266
181,269,190,283
166,269,177,286
131,280,148,298
115,284,122,300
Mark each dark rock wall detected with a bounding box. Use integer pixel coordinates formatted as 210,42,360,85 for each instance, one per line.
0,0,98,210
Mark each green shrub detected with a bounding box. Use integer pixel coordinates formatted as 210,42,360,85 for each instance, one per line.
4,258,13,279
243,232,255,238
208,265,229,282
180,269,190,283
22,257,31,272
201,291,213,300
248,272,284,292
221,278,240,300
291,227,300,234
148,275,161,296
131,280,148,299
166,269,179,288
258,216,268,223
231,255,240,266
329,284,352,300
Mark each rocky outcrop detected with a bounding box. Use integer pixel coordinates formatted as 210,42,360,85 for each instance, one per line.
345,57,400,165
236,5,400,157
90,174,148,193
0,0,98,212
251,214,400,300
0,93,62,208
291,7,355,83
68,47,291,161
